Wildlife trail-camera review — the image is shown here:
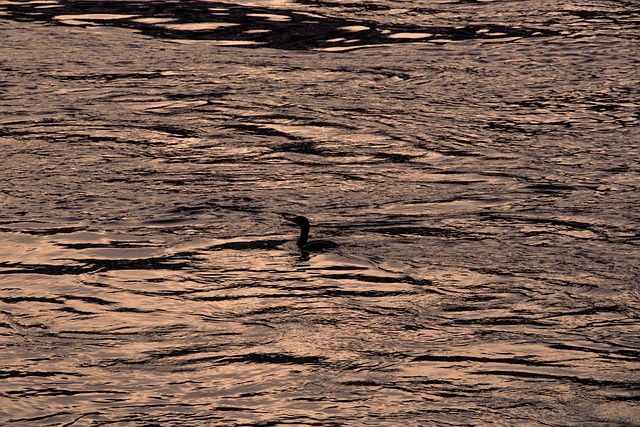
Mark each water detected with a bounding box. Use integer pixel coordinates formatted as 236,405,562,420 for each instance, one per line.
1,0,639,425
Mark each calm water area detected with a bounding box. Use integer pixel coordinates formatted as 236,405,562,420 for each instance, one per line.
1,0,639,425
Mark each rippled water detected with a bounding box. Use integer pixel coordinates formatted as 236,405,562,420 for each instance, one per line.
1,0,639,425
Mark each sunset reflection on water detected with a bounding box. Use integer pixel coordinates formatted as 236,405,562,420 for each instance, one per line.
1,0,639,425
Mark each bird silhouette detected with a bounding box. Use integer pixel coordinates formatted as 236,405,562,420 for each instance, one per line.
285,215,339,251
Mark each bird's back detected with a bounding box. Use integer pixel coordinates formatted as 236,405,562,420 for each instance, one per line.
301,239,339,251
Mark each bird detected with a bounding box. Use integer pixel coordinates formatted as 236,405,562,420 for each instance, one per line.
285,215,339,252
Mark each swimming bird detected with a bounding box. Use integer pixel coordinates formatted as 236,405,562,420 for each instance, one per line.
285,215,339,251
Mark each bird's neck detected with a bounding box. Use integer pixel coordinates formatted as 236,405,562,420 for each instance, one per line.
297,227,309,248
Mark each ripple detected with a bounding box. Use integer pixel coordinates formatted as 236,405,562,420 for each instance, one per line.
0,0,561,51
0,2,638,426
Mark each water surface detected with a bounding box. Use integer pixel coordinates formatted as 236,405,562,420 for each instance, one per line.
1,1,639,425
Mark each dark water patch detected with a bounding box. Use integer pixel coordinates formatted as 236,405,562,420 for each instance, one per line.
324,289,418,298
295,0,391,12
168,203,216,215
0,255,190,275
486,120,560,135
431,179,487,186
142,217,195,226
606,394,640,402
473,370,640,388
54,306,95,315
61,294,116,306
147,124,198,137
109,344,242,366
318,264,371,272
562,7,640,31
211,281,335,292
340,379,382,387
452,316,552,327
321,273,410,284
466,267,516,277
7,226,88,236
549,343,640,361
479,213,602,233
367,225,470,239
274,141,326,157
112,306,156,313
57,325,189,339
163,91,225,102
7,412,78,425
106,286,208,299
546,305,624,318
441,305,484,313
53,71,165,82
431,148,484,158
372,152,418,163
225,123,304,140
0,296,65,305
112,351,328,367
400,276,434,288
466,294,502,302
219,352,326,365
194,290,325,302
196,196,261,214
0,370,84,379
78,256,191,271
242,305,305,317
412,354,561,367
6,387,126,398
55,241,161,250
522,183,576,194
207,239,289,251
0,0,561,51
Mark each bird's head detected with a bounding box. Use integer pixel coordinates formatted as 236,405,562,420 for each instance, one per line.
282,214,310,229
